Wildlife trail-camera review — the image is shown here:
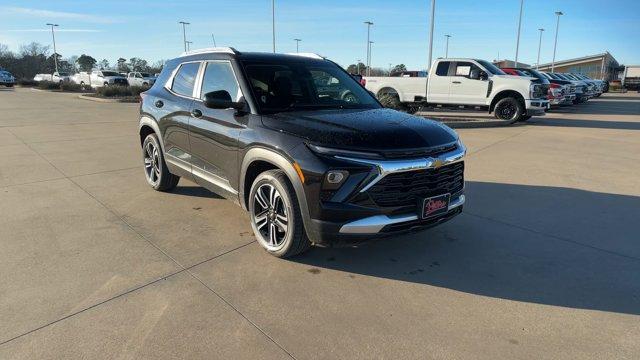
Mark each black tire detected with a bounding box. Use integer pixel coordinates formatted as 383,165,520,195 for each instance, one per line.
493,97,523,123
378,93,403,110
142,133,179,191
249,169,311,258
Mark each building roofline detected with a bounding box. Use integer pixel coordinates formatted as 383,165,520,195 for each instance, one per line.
537,52,618,68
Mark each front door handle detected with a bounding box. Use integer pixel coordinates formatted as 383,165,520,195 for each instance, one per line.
154,100,164,108
452,81,461,84
191,109,203,118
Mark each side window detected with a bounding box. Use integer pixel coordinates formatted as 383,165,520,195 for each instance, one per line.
435,61,450,76
200,62,241,101
454,62,480,78
171,62,200,97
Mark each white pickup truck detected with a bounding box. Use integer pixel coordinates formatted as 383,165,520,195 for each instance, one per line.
364,58,549,122
33,72,71,83
126,72,156,87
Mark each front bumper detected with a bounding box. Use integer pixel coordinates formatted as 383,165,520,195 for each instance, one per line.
525,99,549,116
303,144,467,246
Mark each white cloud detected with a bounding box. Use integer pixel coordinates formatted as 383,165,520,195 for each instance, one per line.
0,6,120,24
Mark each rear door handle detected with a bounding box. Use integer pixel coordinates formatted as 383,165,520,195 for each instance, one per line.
154,100,164,108
191,109,203,118
452,81,461,84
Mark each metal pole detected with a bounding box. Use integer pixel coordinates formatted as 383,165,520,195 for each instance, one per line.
427,0,435,72
46,23,59,73
444,34,451,58
294,38,301,53
515,0,524,64
551,11,563,72
211,34,217,47
369,41,374,74
356,60,361,75
536,28,544,69
179,21,190,52
272,0,276,53
364,21,373,76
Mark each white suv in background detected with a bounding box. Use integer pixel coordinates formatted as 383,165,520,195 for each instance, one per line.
89,70,128,88
126,72,156,87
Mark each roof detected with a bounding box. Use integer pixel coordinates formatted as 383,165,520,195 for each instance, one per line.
537,52,619,69
178,47,327,63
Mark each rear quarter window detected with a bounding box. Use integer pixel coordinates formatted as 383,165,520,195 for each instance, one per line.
435,62,450,76
171,62,200,97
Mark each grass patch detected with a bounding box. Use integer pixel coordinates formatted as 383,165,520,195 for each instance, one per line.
17,79,38,87
37,81,61,90
93,84,150,100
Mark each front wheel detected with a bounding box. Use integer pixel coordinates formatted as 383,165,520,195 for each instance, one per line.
494,97,524,123
249,170,311,258
142,133,179,191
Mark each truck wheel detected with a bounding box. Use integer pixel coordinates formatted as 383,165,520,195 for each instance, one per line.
494,97,523,123
142,133,179,191
249,169,312,258
379,93,403,110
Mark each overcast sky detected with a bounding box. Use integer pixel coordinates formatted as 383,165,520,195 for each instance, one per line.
1,0,638,69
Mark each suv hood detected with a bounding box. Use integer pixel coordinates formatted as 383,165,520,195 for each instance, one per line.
261,108,458,152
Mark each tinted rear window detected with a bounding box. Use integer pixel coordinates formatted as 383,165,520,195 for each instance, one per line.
171,62,200,97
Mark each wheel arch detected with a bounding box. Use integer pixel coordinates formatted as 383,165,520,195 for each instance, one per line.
240,147,313,240
489,90,525,113
138,116,164,153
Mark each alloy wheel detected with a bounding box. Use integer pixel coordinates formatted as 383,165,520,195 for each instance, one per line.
252,183,289,250
144,141,161,185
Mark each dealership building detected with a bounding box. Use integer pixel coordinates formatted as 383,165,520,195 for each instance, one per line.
537,52,621,80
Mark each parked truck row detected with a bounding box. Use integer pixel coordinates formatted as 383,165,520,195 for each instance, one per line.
360,58,607,122
31,70,156,88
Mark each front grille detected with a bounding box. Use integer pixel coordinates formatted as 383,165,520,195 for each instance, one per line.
569,85,576,93
365,161,464,208
381,143,457,159
533,84,549,99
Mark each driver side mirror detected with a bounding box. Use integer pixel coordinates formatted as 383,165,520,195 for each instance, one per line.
203,90,247,113
470,69,488,80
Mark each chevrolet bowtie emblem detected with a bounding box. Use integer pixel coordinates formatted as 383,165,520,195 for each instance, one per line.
431,158,444,168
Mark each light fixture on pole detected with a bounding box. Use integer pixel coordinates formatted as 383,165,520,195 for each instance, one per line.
211,34,217,47
178,21,190,52
536,28,544,69
515,0,524,64
364,21,374,76
294,38,301,53
551,11,563,73
272,0,276,53
444,34,451,58
46,23,59,73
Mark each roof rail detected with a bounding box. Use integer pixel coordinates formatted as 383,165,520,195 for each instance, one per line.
179,47,240,57
285,52,326,60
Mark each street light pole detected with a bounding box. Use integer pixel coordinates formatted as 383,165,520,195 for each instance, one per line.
551,11,563,72
368,41,374,74
186,41,193,51
536,28,544,69
364,21,373,76
444,34,451,58
272,0,276,53
211,34,217,47
46,23,59,73
294,38,301,53
179,21,190,52
356,59,361,75
426,0,436,72
515,0,524,64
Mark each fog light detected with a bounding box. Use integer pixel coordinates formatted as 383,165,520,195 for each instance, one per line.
327,171,345,184
323,170,349,190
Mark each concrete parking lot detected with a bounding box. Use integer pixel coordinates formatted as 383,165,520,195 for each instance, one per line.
1,87,639,359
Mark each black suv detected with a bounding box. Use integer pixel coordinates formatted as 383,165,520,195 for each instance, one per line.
139,48,466,258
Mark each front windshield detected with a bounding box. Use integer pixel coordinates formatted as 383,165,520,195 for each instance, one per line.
476,60,506,75
102,71,120,77
242,60,380,113
141,73,151,77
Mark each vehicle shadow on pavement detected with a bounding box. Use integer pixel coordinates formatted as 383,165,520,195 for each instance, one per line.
171,185,224,199
294,181,640,315
547,100,640,116
528,117,640,130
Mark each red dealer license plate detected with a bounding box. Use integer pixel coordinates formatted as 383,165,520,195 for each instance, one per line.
421,193,451,219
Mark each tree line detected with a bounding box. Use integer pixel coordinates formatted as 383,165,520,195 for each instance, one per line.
346,62,408,76
0,42,164,80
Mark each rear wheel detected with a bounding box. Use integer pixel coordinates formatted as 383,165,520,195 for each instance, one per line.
142,133,179,191
249,170,311,258
494,97,523,123
378,93,403,110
